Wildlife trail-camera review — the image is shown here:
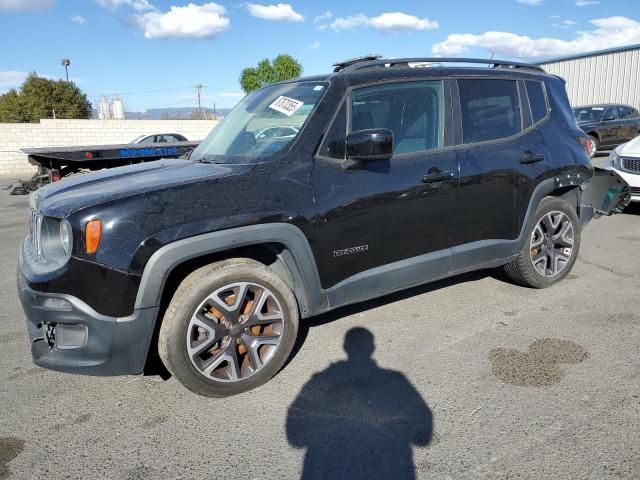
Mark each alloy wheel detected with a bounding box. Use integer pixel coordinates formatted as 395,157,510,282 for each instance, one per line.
186,282,284,382
529,211,575,277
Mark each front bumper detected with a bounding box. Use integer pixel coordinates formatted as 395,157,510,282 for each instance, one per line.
17,267,159,376
612,168,640,202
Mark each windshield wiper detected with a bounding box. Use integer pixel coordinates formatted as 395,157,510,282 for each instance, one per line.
196,155,224,164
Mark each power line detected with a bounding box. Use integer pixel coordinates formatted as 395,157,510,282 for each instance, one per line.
87,85,234,98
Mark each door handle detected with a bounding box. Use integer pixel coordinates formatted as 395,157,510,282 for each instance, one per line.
520,152,545,164
421,170,454,183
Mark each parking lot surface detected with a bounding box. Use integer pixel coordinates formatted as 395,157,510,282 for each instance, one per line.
1,176,639,480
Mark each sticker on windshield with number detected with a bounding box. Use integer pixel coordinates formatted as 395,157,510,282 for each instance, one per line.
268,96,304,117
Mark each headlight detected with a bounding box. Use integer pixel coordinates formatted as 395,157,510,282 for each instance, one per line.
26,213,72,272
610,150,621,169
60,219,72,256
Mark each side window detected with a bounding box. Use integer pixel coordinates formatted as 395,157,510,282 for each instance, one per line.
620,107,636,119
458,79,521,143
604,107,618,120
319,102,347,159
138,135,155,145
350,81,444,155
525,81,548,124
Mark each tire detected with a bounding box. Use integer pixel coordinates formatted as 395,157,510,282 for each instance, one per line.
158,258,299,397
503,197,581,289
587,134,599,158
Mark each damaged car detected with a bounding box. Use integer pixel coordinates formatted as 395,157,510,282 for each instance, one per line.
17,55,630,397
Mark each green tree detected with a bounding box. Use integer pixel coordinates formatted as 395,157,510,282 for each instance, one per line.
239,54,303,94
0,73,92,123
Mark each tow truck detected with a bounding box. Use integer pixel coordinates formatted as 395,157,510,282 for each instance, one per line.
8,139,199,194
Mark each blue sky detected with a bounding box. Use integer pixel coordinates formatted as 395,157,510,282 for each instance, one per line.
1,0,639,111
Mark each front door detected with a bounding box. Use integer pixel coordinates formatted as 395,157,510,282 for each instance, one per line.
310,79,458,290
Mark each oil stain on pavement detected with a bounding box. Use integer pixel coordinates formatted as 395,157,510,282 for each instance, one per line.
489,338,588,386
0,437,25,480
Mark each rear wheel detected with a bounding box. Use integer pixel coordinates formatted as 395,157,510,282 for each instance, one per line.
504,197,580,288
158,258,299,397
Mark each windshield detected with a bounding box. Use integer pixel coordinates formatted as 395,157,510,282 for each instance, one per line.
191,81,328,164
573,107,604,123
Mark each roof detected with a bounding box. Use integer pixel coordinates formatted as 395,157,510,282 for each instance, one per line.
536,44,640,65
268,57,551,91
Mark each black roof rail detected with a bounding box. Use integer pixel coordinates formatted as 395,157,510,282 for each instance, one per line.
332,54,382,72
336,57,546,73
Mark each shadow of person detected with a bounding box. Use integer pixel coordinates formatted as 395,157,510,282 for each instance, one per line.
286,328,433,480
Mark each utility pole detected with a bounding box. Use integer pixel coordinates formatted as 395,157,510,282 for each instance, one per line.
194,83,206,119
61,58,70,82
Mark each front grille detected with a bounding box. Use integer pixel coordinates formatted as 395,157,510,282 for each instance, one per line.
29,210,43,258
630,187,640,196
622,157,640,174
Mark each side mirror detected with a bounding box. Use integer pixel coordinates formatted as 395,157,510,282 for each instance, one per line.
346,129,393,162
602,115,616,122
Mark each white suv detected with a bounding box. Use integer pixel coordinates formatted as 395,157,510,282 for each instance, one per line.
610,136,640,202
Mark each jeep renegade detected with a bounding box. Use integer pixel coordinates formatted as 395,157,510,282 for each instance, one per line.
17,56,630,397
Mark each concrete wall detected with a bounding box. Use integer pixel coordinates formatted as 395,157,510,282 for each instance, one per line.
0,119,219,176
539,46,640,109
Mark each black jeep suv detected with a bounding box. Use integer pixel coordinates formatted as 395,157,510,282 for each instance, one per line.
18,56,629,397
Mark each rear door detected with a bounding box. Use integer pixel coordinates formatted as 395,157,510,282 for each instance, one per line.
619,107,640,142
451,78,523,246
600,106,622,145
310,79,458,289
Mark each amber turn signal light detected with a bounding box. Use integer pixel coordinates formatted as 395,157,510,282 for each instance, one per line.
85,220,102,254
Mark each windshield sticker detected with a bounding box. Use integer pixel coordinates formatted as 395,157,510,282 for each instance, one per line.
268,96,304,117
592,107,605,110
313,85,325,91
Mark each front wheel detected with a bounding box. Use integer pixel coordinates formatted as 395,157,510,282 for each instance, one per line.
158,258,299,397
504,197,581,289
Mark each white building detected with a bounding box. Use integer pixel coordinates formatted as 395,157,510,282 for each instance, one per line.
537,44,640,109
98,96,125,120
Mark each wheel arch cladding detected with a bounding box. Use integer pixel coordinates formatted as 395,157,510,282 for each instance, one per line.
547,186,580,211
135,223,328,318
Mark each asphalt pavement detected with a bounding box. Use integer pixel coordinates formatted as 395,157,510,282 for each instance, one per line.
0,171,639,480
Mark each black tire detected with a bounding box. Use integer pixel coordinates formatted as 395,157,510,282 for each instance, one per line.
158,258,299,397
503,197,581,289
587,134,599,158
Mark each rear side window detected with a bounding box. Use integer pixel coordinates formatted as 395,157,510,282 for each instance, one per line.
620,107,639,119
525,81,548,124
320,103,347,159
458,79,521,143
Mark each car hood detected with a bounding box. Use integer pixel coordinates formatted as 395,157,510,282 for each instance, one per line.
32,159,251,218
616,136,640,157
